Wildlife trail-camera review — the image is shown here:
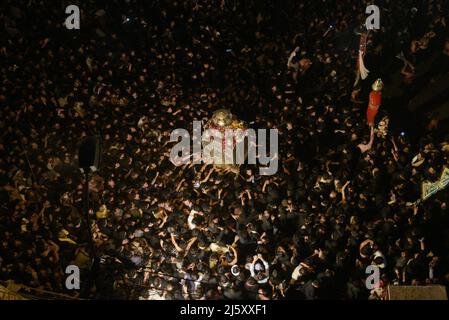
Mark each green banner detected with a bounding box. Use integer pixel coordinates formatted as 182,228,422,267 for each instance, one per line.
421,167,449,201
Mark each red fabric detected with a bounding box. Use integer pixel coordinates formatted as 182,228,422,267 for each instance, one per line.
366,91,382,126
207,124,245,150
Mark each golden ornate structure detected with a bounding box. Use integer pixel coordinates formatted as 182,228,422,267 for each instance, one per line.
202,109,247,170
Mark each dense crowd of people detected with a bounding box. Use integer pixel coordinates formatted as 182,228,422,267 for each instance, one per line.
1,0,449,300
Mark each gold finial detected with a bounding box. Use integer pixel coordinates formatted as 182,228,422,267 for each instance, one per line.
372,78,384,91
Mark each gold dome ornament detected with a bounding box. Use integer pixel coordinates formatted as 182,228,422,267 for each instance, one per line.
211,109,233,127
372,78,384,91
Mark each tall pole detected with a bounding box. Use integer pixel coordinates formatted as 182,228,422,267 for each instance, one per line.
82,170,99,296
